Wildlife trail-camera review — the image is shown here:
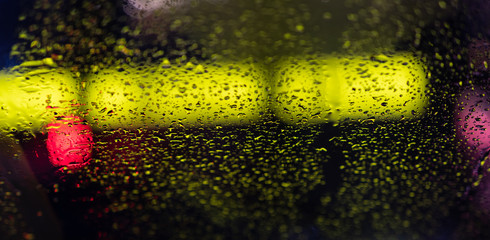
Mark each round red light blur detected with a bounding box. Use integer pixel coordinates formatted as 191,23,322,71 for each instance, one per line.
46,115,93,170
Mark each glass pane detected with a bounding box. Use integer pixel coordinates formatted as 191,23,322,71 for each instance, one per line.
0,0,489,239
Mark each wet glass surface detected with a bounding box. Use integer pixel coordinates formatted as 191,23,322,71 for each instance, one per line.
1,0,490,239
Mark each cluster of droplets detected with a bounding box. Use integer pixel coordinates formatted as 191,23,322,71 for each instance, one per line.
316,119,469,239
3,0,490,239
51,122,326,239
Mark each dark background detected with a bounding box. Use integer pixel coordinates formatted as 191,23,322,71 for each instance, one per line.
0,0,22,68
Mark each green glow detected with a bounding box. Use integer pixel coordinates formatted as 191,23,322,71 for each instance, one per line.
82,61,268,130
0,69,79,133
271,53,429,124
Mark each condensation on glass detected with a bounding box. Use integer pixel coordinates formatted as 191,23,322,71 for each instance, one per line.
0,0,489,239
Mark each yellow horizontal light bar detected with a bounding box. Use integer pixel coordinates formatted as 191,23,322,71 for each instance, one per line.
271,53,429,124
82,61,268,130
0,53,428,132
0,69,79,133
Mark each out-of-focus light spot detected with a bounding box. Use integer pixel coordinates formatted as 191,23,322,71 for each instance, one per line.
123,0,187,19
46,115,93,170
271,52,429,124
82,61,267,130
0,69,79,134
455,87,490,162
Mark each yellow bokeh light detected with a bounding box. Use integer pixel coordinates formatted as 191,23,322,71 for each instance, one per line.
271,53,429,124
82,61,268,130
0,69,79,133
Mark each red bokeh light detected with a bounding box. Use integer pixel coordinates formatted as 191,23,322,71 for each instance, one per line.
46,115,94,170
